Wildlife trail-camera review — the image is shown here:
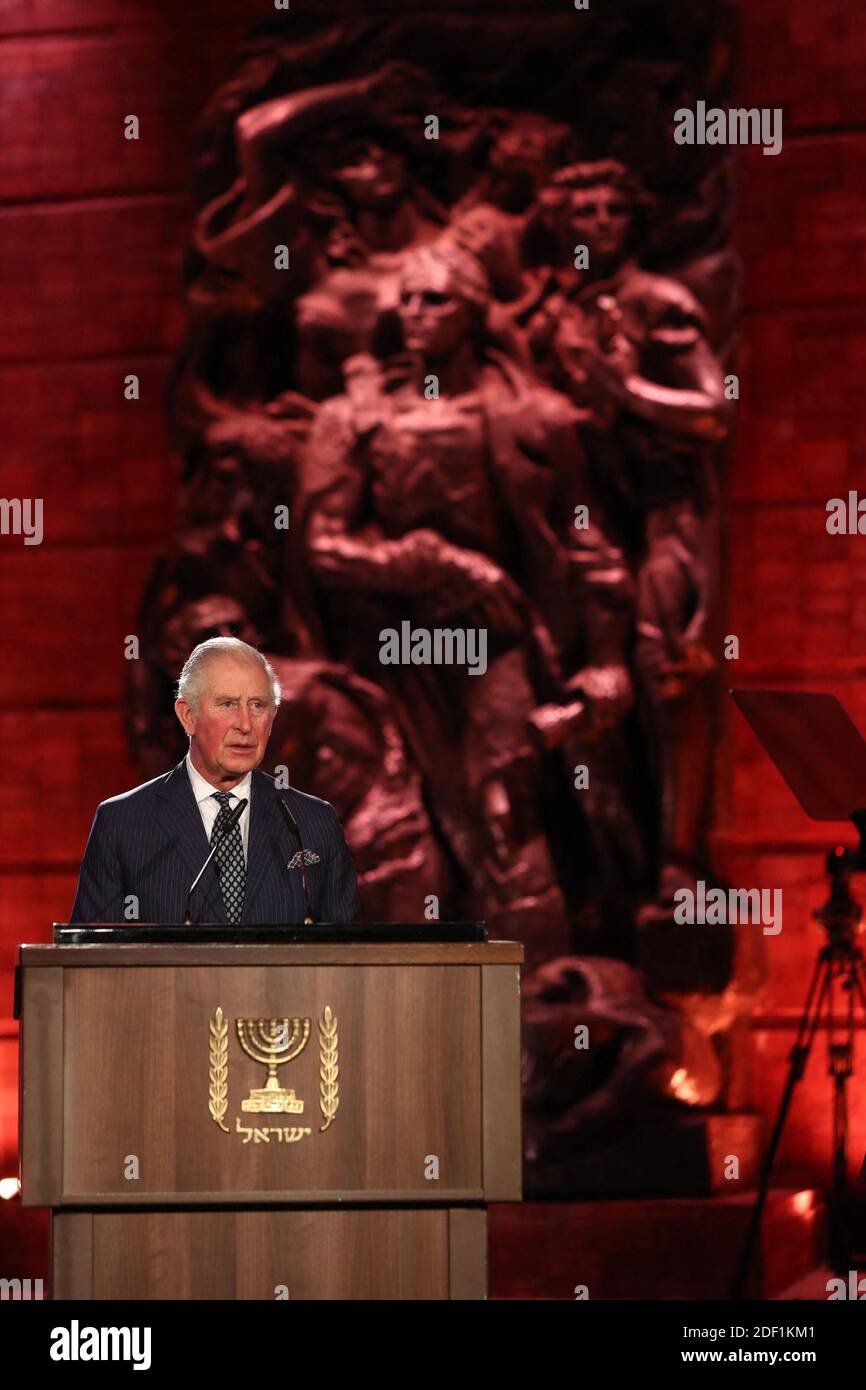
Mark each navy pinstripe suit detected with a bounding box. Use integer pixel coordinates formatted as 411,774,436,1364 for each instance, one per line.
69,759,360,925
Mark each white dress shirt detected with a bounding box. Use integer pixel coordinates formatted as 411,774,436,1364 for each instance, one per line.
185,752,252,864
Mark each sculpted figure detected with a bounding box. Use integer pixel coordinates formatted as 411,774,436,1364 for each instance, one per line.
295,239,606,965
526,159,731,913
448,110,576,310
521,952,730,1192
193,61,447,399
267,658,454,924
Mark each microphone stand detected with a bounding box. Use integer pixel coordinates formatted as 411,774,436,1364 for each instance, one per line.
277,799,315,925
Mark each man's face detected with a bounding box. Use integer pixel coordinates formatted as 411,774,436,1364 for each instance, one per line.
489,123,550,210
397,263,472,359
566,183,631,268
175,655,276,789
332,138,405,209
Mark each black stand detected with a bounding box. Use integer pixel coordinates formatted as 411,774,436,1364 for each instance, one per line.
732,809,866,1298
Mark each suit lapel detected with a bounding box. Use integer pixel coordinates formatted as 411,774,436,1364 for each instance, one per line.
155,760,227,924
241,770,286,924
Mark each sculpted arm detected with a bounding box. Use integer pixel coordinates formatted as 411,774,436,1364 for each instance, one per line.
234,75,378,212
612,339,728,439
577,282,731,441
234,61,427,211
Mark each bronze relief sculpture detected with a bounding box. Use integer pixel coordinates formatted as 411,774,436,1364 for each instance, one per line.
130,7,743,1189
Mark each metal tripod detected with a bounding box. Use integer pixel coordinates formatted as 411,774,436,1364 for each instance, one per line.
732,814,866,1299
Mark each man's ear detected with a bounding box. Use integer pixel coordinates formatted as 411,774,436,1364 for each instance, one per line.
175,697,196,737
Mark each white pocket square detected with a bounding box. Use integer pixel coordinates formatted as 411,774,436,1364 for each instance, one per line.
287,849,321,868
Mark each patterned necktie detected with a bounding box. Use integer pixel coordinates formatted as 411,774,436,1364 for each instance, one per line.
211,791,246,925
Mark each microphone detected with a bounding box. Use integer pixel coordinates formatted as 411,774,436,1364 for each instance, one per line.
277,798,315,925
182,797,248,926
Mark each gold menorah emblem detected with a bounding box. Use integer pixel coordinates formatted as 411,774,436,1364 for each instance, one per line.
236,1016,311,1113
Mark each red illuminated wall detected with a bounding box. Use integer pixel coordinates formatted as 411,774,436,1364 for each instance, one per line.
1,0,865,1199
719,0,866,1185
0,0,250,1170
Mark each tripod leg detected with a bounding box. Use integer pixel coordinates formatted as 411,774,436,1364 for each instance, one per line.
731,951,831,1300
849,950,866,1015
830,1056,850,1271
827,955,865,1271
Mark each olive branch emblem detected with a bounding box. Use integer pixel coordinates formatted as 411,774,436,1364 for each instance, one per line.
319,1005,339,1132
209,1005,230,1132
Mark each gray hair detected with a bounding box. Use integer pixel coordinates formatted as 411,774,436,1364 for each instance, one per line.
176,637,282,711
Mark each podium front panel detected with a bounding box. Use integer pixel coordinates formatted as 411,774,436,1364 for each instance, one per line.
52,1208,488,1300
19,943,522,1205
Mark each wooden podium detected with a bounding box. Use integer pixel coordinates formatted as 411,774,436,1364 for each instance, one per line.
18,933,523,1300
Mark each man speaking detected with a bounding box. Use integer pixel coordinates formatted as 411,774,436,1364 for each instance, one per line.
70,637,360,925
